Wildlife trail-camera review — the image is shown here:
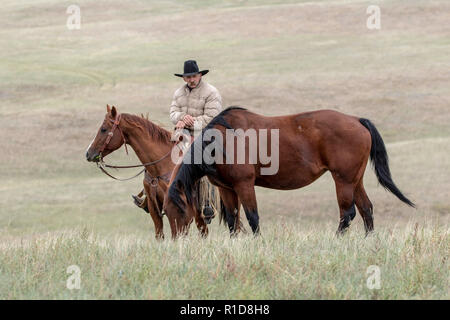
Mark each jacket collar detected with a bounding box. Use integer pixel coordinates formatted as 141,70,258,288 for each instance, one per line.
185,79,204,93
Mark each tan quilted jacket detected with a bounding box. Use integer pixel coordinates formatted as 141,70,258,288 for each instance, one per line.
169,80,222,129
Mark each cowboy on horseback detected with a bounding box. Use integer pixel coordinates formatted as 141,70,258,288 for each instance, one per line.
133,60,222,223
171,60,222,133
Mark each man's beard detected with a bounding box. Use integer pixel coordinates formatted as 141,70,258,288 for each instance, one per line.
188,79,201,89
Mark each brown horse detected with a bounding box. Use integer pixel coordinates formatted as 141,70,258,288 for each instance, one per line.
85,105,210,239
163,107,415,237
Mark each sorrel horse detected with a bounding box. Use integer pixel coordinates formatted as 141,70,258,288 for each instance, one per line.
85,105,211,239
164,107,415,237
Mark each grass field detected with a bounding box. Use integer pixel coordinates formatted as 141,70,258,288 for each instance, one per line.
0,0,449,299
0,223,448,299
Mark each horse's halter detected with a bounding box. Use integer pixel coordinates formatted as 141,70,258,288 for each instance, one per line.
98,113,129,159
95,112,172,182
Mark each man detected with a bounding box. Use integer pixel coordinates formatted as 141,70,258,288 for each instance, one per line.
134,60,222,223
170,60,222,132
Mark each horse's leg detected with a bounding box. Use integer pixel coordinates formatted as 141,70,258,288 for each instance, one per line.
167,217,178,240
234,183,260,235
167,215,189,239
191,182,208,237
147,201,164,240
164,207,188,239
332,175,356,235
185,217,193,236
354,179,374,235
194,211,208,238
218,187,240,237
144,184,164,240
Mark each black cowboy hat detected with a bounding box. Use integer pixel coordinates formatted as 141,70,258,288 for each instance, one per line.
174,60,209,77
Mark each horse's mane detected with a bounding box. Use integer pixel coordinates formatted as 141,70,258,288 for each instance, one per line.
203,106,246,131
122,113,173,145
168,106,247,212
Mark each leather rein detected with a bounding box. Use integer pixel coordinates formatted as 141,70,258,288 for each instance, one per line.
96,113,172,183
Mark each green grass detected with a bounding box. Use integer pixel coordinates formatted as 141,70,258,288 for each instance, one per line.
0,223,447,299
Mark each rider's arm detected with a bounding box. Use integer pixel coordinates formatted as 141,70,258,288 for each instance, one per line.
169,90,186,125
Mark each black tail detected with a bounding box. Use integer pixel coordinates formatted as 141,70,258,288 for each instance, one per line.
359,118,415,208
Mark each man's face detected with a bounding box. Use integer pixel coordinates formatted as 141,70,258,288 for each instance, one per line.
183,73,202,89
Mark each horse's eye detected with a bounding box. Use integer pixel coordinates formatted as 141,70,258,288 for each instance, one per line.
101,128,107,133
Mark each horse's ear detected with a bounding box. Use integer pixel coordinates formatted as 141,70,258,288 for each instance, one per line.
106,104,111,113
111,106,117,119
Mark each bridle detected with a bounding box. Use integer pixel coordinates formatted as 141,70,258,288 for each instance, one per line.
96,113,172,183
98,113,129,158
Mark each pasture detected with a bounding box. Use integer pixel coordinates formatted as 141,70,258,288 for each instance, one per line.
0,0,449,299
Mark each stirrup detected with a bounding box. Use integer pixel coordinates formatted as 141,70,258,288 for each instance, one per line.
202,206,215,224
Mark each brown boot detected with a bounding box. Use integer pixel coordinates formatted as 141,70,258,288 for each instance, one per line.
132,189,149,213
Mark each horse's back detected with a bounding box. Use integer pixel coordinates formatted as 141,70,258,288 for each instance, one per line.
222,107,372,183
223,107,360,128
221,108,370,159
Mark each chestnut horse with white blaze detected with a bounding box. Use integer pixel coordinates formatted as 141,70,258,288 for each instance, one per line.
163,107,415,237
85,105,212,239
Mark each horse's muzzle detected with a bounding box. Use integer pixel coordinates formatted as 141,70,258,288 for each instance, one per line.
86,150,100,162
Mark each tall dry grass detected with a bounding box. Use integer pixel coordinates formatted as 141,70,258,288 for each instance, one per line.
0,223,448,299
0,0,449,299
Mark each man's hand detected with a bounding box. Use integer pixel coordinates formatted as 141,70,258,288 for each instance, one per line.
175,120,186,129
183,114,195,127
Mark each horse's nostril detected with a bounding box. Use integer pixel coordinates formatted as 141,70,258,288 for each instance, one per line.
86,151,90,160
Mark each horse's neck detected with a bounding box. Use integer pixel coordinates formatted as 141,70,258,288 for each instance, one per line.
122,118,174,175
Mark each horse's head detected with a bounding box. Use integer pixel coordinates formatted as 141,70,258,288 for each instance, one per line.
86,105,126,162
163,162,198,237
